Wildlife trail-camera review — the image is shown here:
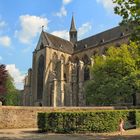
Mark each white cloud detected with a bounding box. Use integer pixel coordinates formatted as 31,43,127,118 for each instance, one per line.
0,20,10,47
15,15,49,44
0,56,2,61
51,22,92,40
51,30,69,40
63,0,72,5
6,64,25,90
22,46,32,53
78,22,92,38
0,36,11,47
0,20,6,29
55,6,67,17
55,0,72,17
96,0,115,12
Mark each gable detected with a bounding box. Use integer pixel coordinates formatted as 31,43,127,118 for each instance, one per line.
35,31,51,51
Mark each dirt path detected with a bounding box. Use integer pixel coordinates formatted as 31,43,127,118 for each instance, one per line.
0,128,140,140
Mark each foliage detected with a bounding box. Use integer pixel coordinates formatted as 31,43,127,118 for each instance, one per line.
0,64,19,105
0,64,8,103
38,113,50,132
38,110,139,133
0,64,8,93
5,75,19,106
113,0,140,42
136,110,140,128
85,42,140,106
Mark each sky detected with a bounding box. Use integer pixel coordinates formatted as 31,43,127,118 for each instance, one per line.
0,0,122,90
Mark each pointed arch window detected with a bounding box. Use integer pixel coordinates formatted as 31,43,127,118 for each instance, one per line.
74,57,79,83
82,55,91,81
37,55,44,99
84,66,90,81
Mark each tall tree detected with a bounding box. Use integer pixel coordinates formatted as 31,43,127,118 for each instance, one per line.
5,75,19,106
0,64,8,103
85,42,140,106
113,0,140,42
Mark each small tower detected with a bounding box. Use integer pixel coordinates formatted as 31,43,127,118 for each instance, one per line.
69,15,77,44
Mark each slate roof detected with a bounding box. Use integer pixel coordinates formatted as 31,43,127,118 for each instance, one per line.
74,26,130,52
43,32,74,54
40,26,130,54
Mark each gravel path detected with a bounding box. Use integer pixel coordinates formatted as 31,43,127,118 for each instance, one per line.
0,128,140,140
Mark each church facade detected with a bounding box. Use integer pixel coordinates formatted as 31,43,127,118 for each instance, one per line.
23,16,132,106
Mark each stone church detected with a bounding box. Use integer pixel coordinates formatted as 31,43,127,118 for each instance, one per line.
23,16,132,106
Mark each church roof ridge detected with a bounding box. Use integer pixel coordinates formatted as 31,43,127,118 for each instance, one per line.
42,31,52,46
77,26,121,42
74,25,130,52
37,25,130,54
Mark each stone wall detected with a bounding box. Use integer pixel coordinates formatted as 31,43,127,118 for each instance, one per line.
0,106,116,129
0,106,139,129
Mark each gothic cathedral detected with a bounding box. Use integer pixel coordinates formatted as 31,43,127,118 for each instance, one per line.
23,16,130,106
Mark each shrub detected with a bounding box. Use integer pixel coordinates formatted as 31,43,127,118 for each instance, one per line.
37,113,49,132
38,110,140,133
136,110,140,128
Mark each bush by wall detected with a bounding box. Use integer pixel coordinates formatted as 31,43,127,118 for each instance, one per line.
136,110,140,128
38,110,140,133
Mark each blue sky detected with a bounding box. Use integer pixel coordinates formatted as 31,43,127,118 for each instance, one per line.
0,0,121,89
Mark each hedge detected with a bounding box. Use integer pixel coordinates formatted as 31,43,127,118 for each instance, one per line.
38,110,140,133
136,110,140,128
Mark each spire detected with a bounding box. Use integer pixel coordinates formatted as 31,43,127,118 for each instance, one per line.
69,15,77,43
42,25,44,31
70,15,77,32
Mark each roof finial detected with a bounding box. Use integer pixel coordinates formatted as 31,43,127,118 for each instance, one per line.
42,25,44,31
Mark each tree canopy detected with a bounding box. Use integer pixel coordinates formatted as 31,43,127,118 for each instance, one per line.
5,75,19,106
0,64,8,103
113,0,140,42
85,42,140,106
0,64,19,105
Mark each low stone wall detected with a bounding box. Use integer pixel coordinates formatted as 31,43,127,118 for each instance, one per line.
0,106,139,129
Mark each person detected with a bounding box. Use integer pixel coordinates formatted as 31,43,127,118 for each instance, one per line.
39,102,42,107
118,118,125,135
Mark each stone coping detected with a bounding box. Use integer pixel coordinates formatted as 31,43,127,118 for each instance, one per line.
1,105,140,110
